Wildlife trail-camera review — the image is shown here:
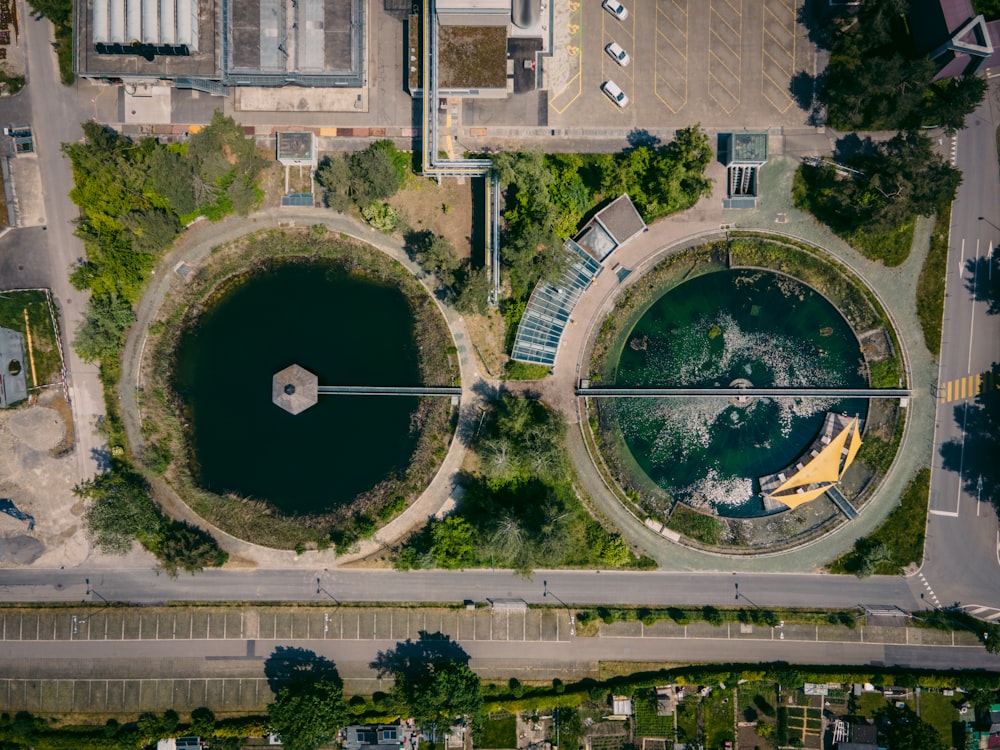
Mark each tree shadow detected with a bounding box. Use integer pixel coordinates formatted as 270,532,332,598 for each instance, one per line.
939,376,1000,510
789,70,828,126
833,134,877,163
91,447,112,472
963,256,1000,315
795,0,846,52
625,129,661,152
264,646,343,694
370,630,471,679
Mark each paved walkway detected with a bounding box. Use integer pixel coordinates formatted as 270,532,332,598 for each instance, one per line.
119,207,486,568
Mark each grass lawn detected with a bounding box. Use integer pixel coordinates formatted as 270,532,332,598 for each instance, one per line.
916,204,950,356
846,218,915,267
737,684,778,723
827,468,929,574
856,692,888,719
477,715,516,749
634,693,675,738
702,690,735,748
914,692,960,743
0,289,63,388
675,697,699,746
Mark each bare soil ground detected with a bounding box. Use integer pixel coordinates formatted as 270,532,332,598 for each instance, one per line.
390,175,475,259
463,309,507,377
257,160,286,210
0,391,88,567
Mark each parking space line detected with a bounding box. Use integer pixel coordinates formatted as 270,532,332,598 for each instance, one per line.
601,5,635,110
708,0,741,113
549,0,584,114
760,0,795,112
654,0,688,112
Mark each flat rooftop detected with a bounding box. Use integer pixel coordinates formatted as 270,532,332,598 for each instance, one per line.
77,0,219,77
230,0,355,74
439,25,507,89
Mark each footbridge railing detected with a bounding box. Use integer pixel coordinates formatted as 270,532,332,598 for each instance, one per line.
576,387,911,399
317,386,462,397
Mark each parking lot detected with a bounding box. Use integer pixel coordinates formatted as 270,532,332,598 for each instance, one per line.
0,606,570,643
546,0,812,128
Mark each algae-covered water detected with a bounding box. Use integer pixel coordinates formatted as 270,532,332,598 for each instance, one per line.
610,269,867,516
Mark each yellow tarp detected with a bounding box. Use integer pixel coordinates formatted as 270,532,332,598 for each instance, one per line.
775,484,830,509
841,418,863,478
772,417,855,495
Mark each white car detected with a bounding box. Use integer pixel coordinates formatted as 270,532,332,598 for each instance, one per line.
602,0,628,20
605,41,630,67
602,80,629,108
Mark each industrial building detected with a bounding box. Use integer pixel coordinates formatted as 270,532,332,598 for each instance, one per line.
75,0,365,93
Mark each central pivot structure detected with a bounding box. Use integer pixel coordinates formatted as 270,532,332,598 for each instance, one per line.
272,364,463,415
272,364,319,415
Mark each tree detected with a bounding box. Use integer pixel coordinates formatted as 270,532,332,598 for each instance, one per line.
877,704,945,750
120,209,181,254
405,230,462,287
190,707,216,738
76,464,162,554
147,147,197,215
316,155,353,211
454,266,490,315
349,140,409,206
73,294,137,364
430,516,476,569
268,676,348,750
153,521,230,577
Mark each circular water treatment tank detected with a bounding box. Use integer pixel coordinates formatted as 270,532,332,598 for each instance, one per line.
172,261,425,517
599,269,868,518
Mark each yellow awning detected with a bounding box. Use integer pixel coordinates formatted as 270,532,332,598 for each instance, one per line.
840,418,863,479
772,418,854,495
776,484,830,509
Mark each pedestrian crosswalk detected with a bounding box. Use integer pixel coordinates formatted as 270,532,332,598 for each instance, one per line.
939,369,999,404
962,605,1000,622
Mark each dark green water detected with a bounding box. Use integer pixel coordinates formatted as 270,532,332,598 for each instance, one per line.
610,270,867,516
172,262,422,515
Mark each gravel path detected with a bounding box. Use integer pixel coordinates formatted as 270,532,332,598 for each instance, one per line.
119,208,485,569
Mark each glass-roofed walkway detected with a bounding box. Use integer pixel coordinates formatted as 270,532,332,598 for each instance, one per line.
510,239,603,366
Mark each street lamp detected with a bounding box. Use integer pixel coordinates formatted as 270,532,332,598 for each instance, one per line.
316,577,340,606
735,582,784,637
543,580,575,637
73,579,114,638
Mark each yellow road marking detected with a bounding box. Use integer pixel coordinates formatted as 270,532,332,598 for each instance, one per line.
947,380,953,402
22,308,38,389
975,373,981,395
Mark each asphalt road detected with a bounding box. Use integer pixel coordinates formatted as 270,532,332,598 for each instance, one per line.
0,568,924,611
0,633,998,681
0,9,108,482
925,85,1000,608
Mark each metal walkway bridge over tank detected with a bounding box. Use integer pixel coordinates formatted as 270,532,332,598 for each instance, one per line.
576,387,911,399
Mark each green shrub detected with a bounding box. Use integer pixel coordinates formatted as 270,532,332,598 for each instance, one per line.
666,504,723,546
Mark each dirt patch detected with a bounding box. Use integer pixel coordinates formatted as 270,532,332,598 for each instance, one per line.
0,535,44,564
44,391,75,457
7,405,64,452
389,176,475,259
222,553,259,569
0,399,92,567
257,160,287,210
463,310,507,377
